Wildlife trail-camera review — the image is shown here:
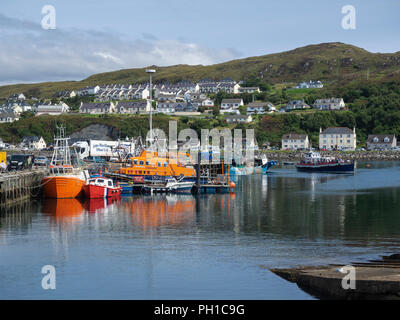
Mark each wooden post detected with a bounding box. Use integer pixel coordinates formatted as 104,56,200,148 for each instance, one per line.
196,151,201,194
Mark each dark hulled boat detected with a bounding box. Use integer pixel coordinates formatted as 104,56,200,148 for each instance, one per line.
296,151,354,173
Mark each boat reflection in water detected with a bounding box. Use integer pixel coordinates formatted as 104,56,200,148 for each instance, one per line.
42,195,122,220
122,195,196,230
42,198,85,224
83,196,121,214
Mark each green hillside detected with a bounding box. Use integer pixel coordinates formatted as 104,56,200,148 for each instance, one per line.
1,42,400,99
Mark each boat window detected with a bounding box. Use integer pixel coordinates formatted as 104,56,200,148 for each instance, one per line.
139,161,144,165
133,160,138,165
158,162,161,167
145,161,149,165
98,179,104,183
108,181,113,187
163,163,167,167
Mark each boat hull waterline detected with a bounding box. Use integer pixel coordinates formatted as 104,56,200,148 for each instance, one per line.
83,184,122,199
296,163,354,172
42,176,86,198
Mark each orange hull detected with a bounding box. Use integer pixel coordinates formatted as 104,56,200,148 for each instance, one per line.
42,176,86,198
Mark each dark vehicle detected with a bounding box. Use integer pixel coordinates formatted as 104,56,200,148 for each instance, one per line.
7,154,34,171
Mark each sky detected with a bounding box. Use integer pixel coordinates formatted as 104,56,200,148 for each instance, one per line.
0,0,399,84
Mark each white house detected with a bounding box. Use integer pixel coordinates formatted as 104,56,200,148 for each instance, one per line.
319,127,357,151
246,102,276,115
134,87,150,100
238,87,260,94
284,100,310,111
296,81,323,89
221,98,244,109
201,98,215,107
313,98,345,110
217,82,241,94
36,103,70,116
367,134,397,150
281,133,309,150
21,136,47,150
224,114,252,124
78,85,100,96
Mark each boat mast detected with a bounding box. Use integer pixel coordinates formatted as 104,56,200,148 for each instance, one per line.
51,124,72,166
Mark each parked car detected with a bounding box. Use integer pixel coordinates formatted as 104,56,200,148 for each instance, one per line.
34,155,49,166
7,154,34,171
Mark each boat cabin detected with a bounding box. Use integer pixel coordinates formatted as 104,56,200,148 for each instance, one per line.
87,177,115,188
303,151,336,164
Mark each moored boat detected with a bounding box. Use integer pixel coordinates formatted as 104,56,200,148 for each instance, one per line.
296,150,354,172
119,149,196,182
42,126,89,198
142,177,195,194
83,177,122,198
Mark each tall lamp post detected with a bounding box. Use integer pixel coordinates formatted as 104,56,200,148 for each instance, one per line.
146,69,156,145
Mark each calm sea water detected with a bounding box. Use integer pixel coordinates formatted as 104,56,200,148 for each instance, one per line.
1,161,400,299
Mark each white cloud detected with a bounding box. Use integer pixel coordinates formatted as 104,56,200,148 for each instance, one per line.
0,14,241,84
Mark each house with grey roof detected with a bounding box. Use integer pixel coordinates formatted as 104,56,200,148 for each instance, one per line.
79,102,116,114
313,98,345,110
217,82,240,94
36,103,70,116
116,101,150,114
367,134,397,150
284,100,310,111
21,136,46,150
224,114,252,124
0,112,20,123
281,133,309,150
156,102,198,114
199,81,219,94
319,127,356,151
247,102,276,115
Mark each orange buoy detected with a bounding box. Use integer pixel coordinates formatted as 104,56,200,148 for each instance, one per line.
229,181,236,189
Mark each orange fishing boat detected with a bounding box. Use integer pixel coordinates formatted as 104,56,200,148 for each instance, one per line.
42,125,89,199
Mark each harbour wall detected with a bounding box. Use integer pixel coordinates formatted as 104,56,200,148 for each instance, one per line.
0,169,47,205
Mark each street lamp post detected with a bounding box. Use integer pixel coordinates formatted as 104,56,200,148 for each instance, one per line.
146,69,156,145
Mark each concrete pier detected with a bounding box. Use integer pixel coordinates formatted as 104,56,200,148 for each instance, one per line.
0,169,47,205
270,256,400,299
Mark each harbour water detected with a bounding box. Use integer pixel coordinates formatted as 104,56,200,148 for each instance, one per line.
1,161,400,299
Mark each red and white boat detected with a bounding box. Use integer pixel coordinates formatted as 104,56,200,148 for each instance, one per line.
83,177,122,199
